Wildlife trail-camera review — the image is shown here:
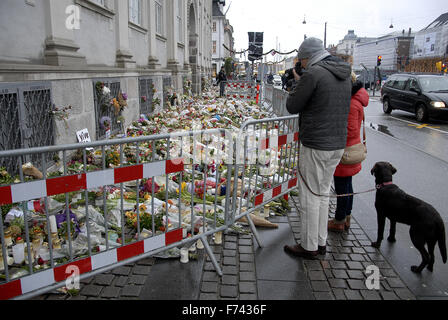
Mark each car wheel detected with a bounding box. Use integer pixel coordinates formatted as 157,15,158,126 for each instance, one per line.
415,105,428,122
383,98,392,114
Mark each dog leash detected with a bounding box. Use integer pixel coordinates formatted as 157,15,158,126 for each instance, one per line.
298,168,377,198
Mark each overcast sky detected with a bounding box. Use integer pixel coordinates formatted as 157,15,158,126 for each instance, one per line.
224,0,447,61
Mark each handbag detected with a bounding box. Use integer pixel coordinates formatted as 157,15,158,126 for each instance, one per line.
340,116,367,165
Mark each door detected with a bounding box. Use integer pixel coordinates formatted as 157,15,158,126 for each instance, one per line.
402,78,420,111
389,76,408,110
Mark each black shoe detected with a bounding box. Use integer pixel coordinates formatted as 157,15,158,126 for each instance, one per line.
318,246,326,255
284,244,318,259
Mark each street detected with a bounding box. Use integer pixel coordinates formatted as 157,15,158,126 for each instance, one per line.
353,94,448,299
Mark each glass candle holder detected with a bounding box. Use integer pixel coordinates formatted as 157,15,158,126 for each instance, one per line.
264,205,270,218
180,247,189,264
214,231,223,245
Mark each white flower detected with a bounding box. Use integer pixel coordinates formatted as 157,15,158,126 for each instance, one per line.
103,86,111,96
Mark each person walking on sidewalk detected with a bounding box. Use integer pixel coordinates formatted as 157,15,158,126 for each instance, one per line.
328,74,370,232
284,37,352,259
216,66,227,97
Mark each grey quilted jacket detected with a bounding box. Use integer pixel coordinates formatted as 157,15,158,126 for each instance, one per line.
286,56,352,151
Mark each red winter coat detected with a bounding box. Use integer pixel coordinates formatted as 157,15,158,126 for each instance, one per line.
334,87,369,177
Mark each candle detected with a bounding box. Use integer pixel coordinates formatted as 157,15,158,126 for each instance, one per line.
214,231,222,245
196,229,204,250
180,248,189,264
4,229,12,247
0,251,4,271
12,238,25,265
264,205,270,218
49,215,57,233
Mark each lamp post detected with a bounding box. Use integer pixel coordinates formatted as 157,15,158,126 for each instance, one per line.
302,16,328,49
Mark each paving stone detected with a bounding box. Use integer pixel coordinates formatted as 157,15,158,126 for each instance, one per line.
332,289,347,300
239,246,253,254
111,267,132,276
347,279,367,290
332,269,349,279
121,285,142,297
326,245,338,253
347,270,365,279
223,265,238,275
132,265,151,275
333,253,350,261
239,234,253,239
223,257,237,266
222,275,238,286
46,294,68,300
358,240,372,246
343,234,357,241
80,285,103,297
311,281,331,292
240,272,256,282
67,295,88,300
239,254,254,262
350,254,365,262
344,289,363,300
329,279,347,289
201,281,219,293
238,239,252,246
338,247,352,254
308,270,327,281
368,253,385,261
351,247,366,254
220,285,238,298
94,274,115,286
206,254,221,262
239,262,255,272
290,221,301,227
223,249,237,257
394,288,416,300
380,291,400,300
224,242,237,250
203,271,219,282
386,278,406,288
375,262,393,269
380,269,397,278
113,276,128,287
363,246,379,253
341,241,354,247
304,260,323,270
351,229,364,235
360,290,381,300
204,262,216,271
225,235,238,242
101,286,121,299
329,261,346,269
81,276,94,285
240,294,257,300
128,275,147,285
346,261,364,270
212,245,223,254
239,282,257,294
200,293,219,300
137,257,156,266
324,269,334,279
314,292,335,300
291,227,301,233
320,260,331,269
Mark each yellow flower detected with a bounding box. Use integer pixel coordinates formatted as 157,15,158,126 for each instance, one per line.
144,194,151,201
139,204,147,212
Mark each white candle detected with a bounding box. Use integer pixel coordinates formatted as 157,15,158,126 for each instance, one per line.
214,231,222,245
49,215,57,233
12,242,25,265
180,248,189,264
264,205,270,218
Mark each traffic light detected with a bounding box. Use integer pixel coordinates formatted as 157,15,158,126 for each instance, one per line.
377,56,382,66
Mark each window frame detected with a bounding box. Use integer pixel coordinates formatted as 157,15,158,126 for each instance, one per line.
155,0,164,36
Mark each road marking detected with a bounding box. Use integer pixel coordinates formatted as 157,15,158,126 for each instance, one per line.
408,123,441,129
390,116,448,134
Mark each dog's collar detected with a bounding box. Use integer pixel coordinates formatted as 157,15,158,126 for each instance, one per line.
376,182,393,189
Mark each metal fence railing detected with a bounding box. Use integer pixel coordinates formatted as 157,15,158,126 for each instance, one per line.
225,81,260,104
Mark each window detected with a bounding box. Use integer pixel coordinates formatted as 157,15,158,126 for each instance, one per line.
213,22,217,32
91,0,105,6
177,0,183,43
213,41,217,54
407,79,419,91
392,77,408,90
129,0,141,25
155,0,163,35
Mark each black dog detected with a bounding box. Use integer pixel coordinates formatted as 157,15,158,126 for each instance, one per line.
371,162,447,273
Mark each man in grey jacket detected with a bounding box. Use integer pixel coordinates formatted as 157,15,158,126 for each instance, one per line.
284,37,352,259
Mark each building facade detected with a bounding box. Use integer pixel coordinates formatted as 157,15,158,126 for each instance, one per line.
211,0,233,77
413,13,448,59
336,30,358,56
0,0,213,149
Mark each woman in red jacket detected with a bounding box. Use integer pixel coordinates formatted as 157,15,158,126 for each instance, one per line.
328,74,369,232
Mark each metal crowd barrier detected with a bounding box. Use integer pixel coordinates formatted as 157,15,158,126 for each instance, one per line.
261,83,291,117
225,81,260,104
0,129,253,299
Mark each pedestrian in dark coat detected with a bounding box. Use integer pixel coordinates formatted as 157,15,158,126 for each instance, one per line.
283,37,352,259
216,67,227,97
328,75,370,232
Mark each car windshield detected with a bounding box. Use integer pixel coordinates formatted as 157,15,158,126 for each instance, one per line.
418,76,448,92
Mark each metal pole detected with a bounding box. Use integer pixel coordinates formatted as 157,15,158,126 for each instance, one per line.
324,22,327,49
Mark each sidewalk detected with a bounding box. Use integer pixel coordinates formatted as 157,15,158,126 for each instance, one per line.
33,195,416,301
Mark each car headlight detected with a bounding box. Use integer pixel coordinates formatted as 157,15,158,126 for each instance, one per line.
430,101,446,108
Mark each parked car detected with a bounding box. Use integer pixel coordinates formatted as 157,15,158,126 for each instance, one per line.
273,75,282,87
381,73,448,122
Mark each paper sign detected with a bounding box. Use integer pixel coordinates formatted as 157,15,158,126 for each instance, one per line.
76,129,91,143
